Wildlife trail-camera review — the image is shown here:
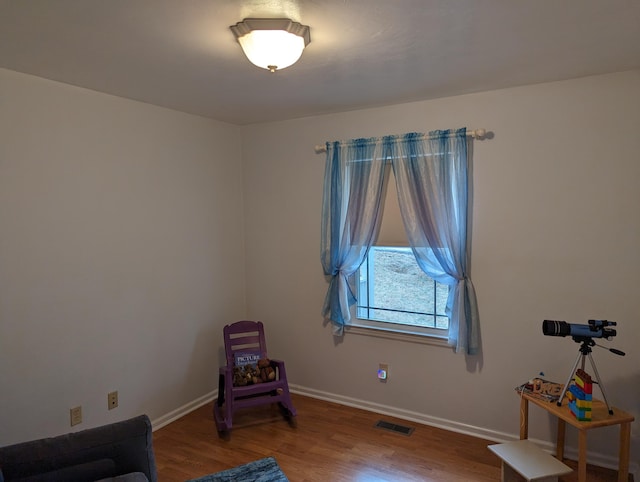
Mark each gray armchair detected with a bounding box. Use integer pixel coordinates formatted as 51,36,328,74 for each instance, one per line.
0,414,157,482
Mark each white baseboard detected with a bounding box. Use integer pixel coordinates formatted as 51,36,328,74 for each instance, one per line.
151,390,216,431
151,384,639,480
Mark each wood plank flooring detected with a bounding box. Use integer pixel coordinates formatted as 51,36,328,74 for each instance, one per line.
152,393,629,481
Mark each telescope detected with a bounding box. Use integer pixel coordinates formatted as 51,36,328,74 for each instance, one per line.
542,319,616,340
542,319,624,413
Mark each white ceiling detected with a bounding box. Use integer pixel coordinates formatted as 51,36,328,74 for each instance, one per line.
1,0,639,125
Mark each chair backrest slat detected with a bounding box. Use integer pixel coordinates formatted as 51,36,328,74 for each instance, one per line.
223,320,268,366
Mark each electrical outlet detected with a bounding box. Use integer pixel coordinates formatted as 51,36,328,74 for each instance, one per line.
70,406,82,426
378,363,389,382
108,391,118,410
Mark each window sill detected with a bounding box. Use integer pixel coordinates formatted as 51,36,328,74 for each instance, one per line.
344,324,450,347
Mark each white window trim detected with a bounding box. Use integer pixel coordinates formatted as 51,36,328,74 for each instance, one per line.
344,323,450,347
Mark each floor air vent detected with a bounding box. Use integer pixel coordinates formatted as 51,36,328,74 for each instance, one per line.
374,420,414,436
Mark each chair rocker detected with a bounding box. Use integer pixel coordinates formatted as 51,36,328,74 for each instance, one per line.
214,320,297,433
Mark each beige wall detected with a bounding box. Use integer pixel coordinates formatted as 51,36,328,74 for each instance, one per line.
241,70,640,471
1,66,638,474
0,68,246,444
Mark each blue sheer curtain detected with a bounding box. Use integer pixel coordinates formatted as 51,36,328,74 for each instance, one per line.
320,138,390,335
392,129,479,354
321,129,479,354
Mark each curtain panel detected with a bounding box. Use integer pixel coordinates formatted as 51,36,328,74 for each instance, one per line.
320,138,390,334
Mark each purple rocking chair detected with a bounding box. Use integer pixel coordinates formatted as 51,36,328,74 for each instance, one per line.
213,320,297,432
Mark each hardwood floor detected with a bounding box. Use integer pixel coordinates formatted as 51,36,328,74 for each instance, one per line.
153,393,629,481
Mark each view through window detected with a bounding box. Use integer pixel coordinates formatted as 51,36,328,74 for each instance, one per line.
354,246,449,337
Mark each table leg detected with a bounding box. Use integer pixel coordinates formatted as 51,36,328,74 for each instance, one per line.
618,422,631,482
577,430,587,482
556,418,566,460
519,397,528,439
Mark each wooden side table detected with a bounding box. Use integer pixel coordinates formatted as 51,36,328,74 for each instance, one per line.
518,392,634,482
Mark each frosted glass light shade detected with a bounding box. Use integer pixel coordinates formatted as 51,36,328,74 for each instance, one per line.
230,18,311,72
238,30,305,71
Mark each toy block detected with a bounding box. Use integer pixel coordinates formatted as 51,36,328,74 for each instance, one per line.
576,369,592,384
574,369,593,393
570,412,592,422
569,401,592,421
569,384,592,401
574,377,593,394
574,399,592,410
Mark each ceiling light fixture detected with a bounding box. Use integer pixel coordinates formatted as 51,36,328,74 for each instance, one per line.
230,18,311,73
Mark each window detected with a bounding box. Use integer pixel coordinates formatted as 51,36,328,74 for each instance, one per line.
321,130,478,352
351,246,450,339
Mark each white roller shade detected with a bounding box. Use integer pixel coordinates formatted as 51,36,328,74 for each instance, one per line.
376,172,408,246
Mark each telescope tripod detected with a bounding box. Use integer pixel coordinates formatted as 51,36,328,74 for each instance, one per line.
556,336,614,415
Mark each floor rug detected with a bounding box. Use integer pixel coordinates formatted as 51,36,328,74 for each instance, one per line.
187,457,289,482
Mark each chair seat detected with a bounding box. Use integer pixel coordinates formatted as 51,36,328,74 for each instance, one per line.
230,381,284,396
